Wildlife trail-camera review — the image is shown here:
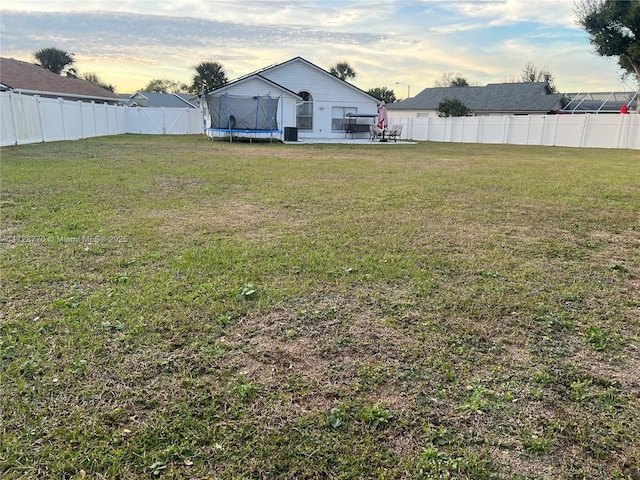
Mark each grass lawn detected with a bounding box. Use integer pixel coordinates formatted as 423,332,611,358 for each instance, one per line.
1,135,639,479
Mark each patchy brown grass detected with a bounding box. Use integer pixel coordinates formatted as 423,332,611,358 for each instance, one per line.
1,135,639,479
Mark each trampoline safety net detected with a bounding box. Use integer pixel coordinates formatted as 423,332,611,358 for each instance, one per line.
206,93,280,131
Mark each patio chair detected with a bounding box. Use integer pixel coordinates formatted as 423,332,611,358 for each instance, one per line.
370,124,384,141
387,124,403,142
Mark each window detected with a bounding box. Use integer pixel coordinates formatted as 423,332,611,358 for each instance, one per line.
297,91,313,131
332,107,357,131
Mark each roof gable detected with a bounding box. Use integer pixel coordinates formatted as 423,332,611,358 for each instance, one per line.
0,57,120,101
210,57,378,104
206,74,301,99
259,57,378,103
389,82,564,113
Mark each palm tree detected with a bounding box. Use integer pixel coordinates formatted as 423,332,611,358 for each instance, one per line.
190,61,228,94
367,87,397,104
34,47,76,76
330,61,356,81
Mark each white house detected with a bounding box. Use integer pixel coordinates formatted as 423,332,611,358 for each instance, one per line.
203,57,380,141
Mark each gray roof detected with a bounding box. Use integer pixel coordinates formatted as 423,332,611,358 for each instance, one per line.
128,92,197,108
388,82,565,114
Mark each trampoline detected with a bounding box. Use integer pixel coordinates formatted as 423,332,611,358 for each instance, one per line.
203,92,283,142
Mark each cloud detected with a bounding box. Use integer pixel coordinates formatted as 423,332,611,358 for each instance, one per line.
0,2,629,94
429,22,488,34
0,10,393,52
5,1,396,30
444,0,577,28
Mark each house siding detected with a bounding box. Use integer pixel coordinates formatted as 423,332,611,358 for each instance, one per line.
214,77,281,97
388,109,437,119
204,58,379,140
261,60,378,138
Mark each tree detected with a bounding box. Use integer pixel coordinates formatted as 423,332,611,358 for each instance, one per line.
190,61,228,94
450,77,469,87
434,73,470,87
519,61,557,92
576,0,640,112
367,87,397,104
329,61,357,81
34,47,76,76
436,98,471,117
143,78,189,94
81,73,115,92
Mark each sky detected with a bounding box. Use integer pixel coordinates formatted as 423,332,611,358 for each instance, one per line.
1,0,636,97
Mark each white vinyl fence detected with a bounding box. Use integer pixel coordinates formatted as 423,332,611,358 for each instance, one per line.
1,92,203,146
2,91,638,149
126,105,203,135
391,114,639,149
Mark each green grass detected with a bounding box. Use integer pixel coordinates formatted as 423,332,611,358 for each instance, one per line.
1,135,639,479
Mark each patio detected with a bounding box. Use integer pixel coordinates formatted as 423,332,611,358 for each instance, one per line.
284,138,416,145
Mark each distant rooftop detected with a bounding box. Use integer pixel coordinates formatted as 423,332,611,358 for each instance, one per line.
388,82,640,115
127,91,197,108
388,82,565,114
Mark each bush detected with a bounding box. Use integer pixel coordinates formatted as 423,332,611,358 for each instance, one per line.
437,97,471,117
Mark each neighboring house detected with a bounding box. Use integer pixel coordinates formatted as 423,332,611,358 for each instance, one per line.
127,91,198,108
203,56,380,140
388,82,566,118
0,57,120,104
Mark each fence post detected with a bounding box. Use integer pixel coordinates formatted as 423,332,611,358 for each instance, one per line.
115,104,121,134
502,116,509,144
579,114,589,148
36,96,45,142
9,92,19,145
78,101,85,139
57,98,67,140
92,102,97,137
616,113,627,149
105,104,110,135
